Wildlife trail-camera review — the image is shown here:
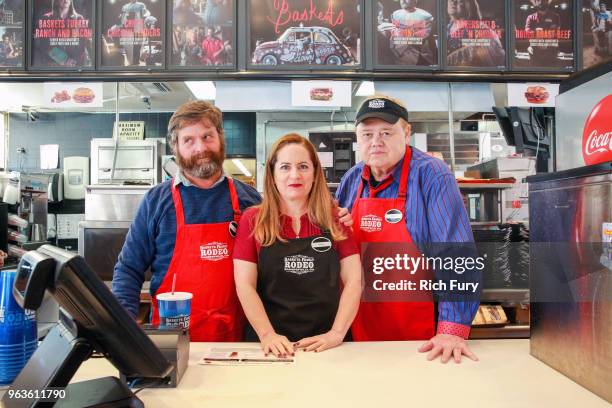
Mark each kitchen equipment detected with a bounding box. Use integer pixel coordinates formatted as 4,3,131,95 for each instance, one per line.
527,161,612,403
31,224,46,242
63,157,90,200
47,172,64,202
85,185,151,221
2,176,19,205
91,139,162,185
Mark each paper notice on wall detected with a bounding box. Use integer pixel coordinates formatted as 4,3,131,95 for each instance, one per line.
40,144,59,169
318,151,334,168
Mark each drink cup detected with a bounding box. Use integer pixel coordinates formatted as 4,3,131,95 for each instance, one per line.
156,292,192,330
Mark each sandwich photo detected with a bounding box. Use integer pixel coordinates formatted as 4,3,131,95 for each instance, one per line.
309,87,334,101
72,87,96,104
524,86,549,104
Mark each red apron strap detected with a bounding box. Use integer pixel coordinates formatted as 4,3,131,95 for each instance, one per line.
170,180,186,228
226,177,241,222
397,147,412,199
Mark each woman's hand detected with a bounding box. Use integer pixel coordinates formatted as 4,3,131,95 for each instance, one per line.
295,329,344,353
260,332,294,357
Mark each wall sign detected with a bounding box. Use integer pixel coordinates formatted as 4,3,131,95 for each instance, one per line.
511,0,574,70
100,0,165,69
374,0,439,68
249,0,362,68
114,121,145,140
507,82,559,107
43,82,103,107
291,80,352,107
444,0,506,70
170,0,235,68
30,0,94,70
0,0,24,69
580,0,612,69
582,94,612,166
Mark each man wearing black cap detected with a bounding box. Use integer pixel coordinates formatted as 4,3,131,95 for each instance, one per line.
336,95,480,363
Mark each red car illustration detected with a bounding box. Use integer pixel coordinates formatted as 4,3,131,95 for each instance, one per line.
252,26,355,66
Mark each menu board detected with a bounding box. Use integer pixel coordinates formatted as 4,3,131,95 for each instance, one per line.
0,0,24,68
581,0,612,69
375,0,438,67
444,0,506,69
30,0,94,69
512,0,574,70
249,0,361,68
170,0,234,68
100,0,164,68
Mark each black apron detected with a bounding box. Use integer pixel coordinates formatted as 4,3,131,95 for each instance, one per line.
246,232,341,342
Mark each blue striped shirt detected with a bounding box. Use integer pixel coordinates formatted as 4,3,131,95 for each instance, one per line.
335,147,480,332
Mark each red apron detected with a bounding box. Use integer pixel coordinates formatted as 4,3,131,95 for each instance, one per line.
151,178,244,342
351,147,435,341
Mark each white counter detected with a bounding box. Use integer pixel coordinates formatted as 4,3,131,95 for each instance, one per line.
70,340,609,408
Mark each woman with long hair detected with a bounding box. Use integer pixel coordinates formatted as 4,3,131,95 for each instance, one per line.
43,0,83,19
233,134,362,356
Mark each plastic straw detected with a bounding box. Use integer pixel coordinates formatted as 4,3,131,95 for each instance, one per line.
171,274,176,295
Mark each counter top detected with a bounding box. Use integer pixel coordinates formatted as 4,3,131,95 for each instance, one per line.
70,340,608,408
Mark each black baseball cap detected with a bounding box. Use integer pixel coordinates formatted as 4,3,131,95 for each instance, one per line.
355,97,409,125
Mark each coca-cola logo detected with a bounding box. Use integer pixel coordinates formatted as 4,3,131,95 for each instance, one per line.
582,94,612,166
584,129,612,156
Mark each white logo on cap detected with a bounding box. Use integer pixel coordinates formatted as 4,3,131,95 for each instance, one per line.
368,99,385,109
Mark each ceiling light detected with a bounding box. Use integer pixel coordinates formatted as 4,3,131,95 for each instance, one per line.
232,159,252,177
185,81,216,100
356,81,375,96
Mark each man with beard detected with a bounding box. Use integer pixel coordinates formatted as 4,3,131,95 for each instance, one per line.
112,100,261,342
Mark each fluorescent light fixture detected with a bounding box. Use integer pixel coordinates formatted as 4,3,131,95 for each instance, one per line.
356,81,375,96
185,81,216,100
232,159,252,177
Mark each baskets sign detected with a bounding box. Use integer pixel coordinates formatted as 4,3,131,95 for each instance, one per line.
582,94,612,166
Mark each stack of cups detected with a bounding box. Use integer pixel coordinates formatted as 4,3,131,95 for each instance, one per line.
0,270,37,385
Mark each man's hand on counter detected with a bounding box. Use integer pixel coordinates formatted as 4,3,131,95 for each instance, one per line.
418,334,479,364
337,206,353,228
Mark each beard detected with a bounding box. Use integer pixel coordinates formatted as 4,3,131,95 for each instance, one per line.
177,148,224,180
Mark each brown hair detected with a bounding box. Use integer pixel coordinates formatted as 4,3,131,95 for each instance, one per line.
254,133,346,246
167,100,225,155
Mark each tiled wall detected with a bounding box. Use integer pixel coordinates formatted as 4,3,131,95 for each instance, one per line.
7,111,255,171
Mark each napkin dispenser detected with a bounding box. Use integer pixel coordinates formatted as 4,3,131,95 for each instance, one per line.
120,325,190,389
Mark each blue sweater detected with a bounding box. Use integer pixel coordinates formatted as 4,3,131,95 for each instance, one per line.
112,178,261,316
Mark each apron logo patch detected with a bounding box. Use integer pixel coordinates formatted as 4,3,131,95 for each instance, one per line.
229,221,238,238
360,214,382,233
200,242,229,261
311,237,332,252
385,209,403,224
284,255,315,275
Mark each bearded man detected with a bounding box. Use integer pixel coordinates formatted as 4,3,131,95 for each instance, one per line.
112,100,261,341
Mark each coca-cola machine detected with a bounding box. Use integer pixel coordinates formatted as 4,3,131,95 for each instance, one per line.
527,65,612,403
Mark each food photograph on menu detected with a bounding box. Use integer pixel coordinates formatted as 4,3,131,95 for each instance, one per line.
249,0,361,67
444,0,506,69
0,0,24,68
171,0,234,67
101,0,164,68
512,0,574,70
31,0,94,69
581,0,611,68
375,0,438,67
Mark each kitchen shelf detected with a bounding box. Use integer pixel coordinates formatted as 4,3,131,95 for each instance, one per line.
457,183,515,190
481,288,529,303
470,324,530,339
